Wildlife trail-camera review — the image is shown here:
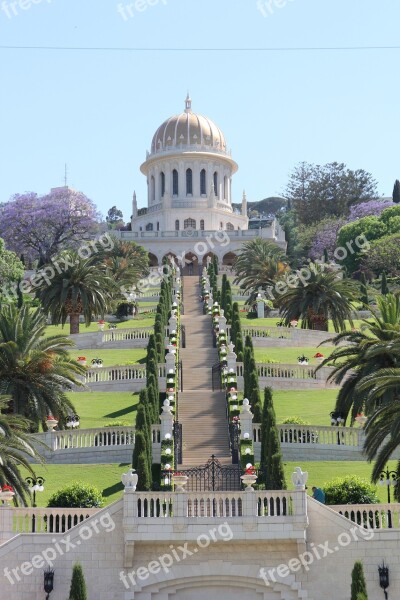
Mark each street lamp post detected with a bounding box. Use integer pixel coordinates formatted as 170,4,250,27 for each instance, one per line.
379,467,397,504
25,476,45,533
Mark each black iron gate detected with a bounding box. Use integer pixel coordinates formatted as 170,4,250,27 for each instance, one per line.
229,422,240,464
212,362,222,391
173,421,182,467
181,455,241,491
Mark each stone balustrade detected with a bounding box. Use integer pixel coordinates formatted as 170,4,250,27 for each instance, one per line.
253,423,362,446
101,327,153,343
52,426,136,450
235,362,336,390
131,489,305,520
8,507,100,535
330,503,400,529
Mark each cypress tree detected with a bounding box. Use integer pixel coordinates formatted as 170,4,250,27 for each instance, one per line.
359,272,369,306
260,387,286,490
17,280,24,308
213,254,218,275
393,179,400,203
136,402,152,464
351,561,368,600
235,332,244,362
381,271,389,295
323,248,329,263
136,451,152,491
221,274,227,313
155,332,164,362
249,386,262,422
69,563,87,600
243,347,252,399
132,430,149,470
245,334,254,352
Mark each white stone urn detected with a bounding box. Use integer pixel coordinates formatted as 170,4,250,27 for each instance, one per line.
172,474,189,492
240,474,257,492
0,490,15,505
46,417,58,432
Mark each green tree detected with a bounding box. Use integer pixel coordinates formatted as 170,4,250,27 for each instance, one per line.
260,387,286,490
0,305,83,426
393,179,400,204
381,271,389,295
277,263,356,331
0,397,42,505
132,430,149,471
106,205,124,227
337,216,387,274
100,238,149,293
361,233,400,277
234,238,288,296
136,451,152,491
323,475,378,505
0,238,24,303
351,561,368,600
48,482,103,508
286,161,378,226
36,250,114,334
359,272,369,305
69,563,88,600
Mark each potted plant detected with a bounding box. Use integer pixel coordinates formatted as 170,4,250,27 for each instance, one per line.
98,320,106,331
297,354,309,365
46,414,59,431
313,352,324,363
240,464,257,491
77,356,87,366
0,485,15,504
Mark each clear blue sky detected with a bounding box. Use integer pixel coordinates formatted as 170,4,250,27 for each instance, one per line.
0,0,399,220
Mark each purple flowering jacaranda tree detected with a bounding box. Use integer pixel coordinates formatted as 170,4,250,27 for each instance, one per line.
0,187,100,266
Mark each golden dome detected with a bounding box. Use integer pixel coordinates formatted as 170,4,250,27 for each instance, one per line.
150,95,227,155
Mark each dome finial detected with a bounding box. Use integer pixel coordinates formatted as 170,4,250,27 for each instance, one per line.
185,92,192,113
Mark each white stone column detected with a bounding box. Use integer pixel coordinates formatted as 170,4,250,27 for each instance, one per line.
165,347,176,371
240,398,254,440
227,342,237,371
160,399,174,440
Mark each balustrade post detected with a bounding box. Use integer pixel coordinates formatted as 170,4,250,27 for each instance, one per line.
240,398,254,440
160,399,174,440
227,342,237,372
0,506,14,544
242,490,257,516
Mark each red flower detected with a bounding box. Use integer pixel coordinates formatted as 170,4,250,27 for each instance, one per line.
313,352,324,358
1,485,14,492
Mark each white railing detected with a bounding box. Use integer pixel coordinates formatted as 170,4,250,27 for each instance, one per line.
52,426,135,450
252,424,363,447
12,507,100,534
102,327,153,343
137,305,157,314
152,425,161,443
84,363,166,384
330,503,400,529
133,490,304,519
241,326,292,340
236,362,316,380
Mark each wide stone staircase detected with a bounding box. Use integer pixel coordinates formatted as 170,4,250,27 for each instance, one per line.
178,276,233,469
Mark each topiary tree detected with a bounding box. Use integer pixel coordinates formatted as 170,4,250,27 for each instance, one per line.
323,475,379,505
47,482,103,508
351,560,368,600
136,451,152,491
260,387,286,490
69,563,87,600
132,430,150,471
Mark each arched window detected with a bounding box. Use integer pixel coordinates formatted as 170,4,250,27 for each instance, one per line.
160,172,165,197
220,222,223,229
200,169,206,195
172,169,179,196
175,220,180,231
150,176,155,203
226,222,234,231
146,223,153,231
224,176,227,199
213,172,218,196
184,218,196,229
186,168,193,195
200,219,205,231
157,222,160,231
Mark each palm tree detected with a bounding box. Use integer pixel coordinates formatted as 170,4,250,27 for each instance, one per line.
233,238,288,296
99,238,149,290
277,262,356,331
36,251,115,334
322,294,400,425
0,305,84,426
0,396,43,505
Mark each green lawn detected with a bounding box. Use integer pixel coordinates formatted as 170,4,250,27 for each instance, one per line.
240,316,364,332
254,347,333,365
21,463,128,507
272,389,339,426
67,391,140,428
284,460,397,503
44,314,155,337
68,349,147,366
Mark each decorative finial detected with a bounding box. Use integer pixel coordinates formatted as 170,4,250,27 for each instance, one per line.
242,190,247,202
185,92,192,113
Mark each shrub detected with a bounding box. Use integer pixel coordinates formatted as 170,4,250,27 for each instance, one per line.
351,560,368,600
282,417,311,426
323,475,379,505
69,563,87,600
47,482,103,508
104,420,129,427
